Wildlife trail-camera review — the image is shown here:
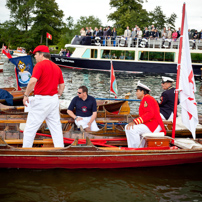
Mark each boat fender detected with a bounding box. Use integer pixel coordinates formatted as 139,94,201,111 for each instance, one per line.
119,37,126,47
163,39,171,48
95,37,101,46
140,38,148,48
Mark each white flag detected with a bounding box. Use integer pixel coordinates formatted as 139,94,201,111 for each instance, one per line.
179,7,198,139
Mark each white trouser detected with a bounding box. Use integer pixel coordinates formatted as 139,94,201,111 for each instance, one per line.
160,112,173,121
125,124,162,148
23,94,64,148
75,116,99,131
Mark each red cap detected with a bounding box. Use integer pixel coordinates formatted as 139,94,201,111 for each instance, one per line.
32,45,50,54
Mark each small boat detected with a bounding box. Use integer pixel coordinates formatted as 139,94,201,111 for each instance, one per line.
0,62,3,72
1,135,202,169
0,87,25,106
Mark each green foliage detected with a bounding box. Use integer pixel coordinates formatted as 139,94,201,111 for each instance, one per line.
1,0,177,51
6,0,35,31
108,1,177,34
149,6,177,31
74,16,102,34
166,13,177,30
108,0,147,34
149,6,166,30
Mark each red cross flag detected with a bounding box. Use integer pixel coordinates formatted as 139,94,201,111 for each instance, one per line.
110,61,118,98
2,46,12,59
179,4,198,139
46,32,52,40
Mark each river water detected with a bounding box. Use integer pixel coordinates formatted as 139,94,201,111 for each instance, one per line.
0,59,202,202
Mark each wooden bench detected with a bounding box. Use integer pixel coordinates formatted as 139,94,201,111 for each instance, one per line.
5,139,54,147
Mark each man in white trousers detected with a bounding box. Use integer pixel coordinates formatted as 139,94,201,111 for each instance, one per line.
125,81,166,148
67,86,99,132
22,45,65,148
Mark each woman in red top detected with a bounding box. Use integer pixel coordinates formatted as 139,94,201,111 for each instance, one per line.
172,30,178,41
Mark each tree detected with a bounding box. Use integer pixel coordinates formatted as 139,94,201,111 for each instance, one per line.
149,6,177,31
6,0,35,31
149,6,166,30
0,20,20,49
31,0,64,46
166,13,177,30
74,16,102,34
108,0,150,34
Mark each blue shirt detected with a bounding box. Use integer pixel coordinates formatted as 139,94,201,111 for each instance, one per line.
159,87,179,120
68,95,97,117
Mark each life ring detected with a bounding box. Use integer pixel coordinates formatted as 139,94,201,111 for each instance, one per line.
163,39,171,48
189,40,195,49
140,38,148,48
119,37,126,47
95,37,101,46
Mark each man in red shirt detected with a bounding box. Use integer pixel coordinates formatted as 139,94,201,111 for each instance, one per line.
125,81,166,148
22,45,65,148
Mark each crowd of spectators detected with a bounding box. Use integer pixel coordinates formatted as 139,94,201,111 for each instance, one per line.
80,25,202,41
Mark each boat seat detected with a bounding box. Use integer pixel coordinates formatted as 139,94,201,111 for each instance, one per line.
0,119,70,124
5,139,54,147
0,136,7,147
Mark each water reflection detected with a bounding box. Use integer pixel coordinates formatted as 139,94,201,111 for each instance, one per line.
1,163,202,202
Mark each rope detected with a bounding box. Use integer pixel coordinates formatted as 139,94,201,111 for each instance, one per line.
95,98,202,104
96,98,140,102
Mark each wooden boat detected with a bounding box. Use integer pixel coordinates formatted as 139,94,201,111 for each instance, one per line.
0,62,3,72
0,87,25,106
1,135,202,169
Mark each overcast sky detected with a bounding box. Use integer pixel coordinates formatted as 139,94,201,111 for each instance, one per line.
0,0,201,30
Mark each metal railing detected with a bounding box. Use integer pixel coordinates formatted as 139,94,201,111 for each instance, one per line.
71,35,202,50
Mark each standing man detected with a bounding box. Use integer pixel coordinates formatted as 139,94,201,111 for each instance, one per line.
23,45,65,148
159,76,179,120
125,81,166,148
67,86,99,132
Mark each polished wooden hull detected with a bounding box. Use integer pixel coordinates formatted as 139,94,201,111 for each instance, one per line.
0,143,202,169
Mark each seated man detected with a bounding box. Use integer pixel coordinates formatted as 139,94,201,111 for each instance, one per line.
67,86,99,132
125,81,166,148
159,76,179,120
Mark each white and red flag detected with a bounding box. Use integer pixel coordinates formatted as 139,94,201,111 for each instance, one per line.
46,32,52,40
110,61,118,98
2,46,12,59
179,5,198,139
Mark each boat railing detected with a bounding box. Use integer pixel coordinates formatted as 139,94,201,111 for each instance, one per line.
71,35,202,50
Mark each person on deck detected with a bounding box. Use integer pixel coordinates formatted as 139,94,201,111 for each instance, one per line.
125,81,166,148
22,45,65,148
159,76,179,120
67,86,99,132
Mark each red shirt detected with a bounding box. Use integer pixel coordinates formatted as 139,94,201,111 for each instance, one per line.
134,94,166,134
32,60,64,96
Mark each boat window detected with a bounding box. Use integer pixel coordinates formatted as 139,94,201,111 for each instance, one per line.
101,50,111,59
100,50,134,60
125,51,135,60
149,52,164,61
91,49,97,58
139,51,148,60
82,49,91,58
138,51,175,62
111,50,126,59
164,52,175,62
191,53,202,63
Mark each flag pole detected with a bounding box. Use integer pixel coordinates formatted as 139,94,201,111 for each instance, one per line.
171,3,186,143
46,33,48,47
